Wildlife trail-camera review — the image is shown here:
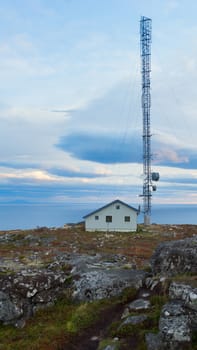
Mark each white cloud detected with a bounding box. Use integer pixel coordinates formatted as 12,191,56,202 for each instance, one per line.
0,0,197,208
156,165,197,180
156,148,188,164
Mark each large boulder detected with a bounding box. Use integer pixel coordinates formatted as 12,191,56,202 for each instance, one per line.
146,282,197,350
0,291,22,324
151,236,197,276
169,282,197,329
159,301,191,343
0,267,72,327
72,268,146,301
62,253,147,301
0,253,147,326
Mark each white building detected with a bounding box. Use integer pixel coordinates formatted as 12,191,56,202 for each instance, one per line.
84,199,139,232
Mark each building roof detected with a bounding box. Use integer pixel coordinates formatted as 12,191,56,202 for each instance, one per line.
83,199,139,219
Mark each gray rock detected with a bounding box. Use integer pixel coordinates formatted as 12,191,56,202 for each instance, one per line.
98,339,119,350
0,291,22,324
121,314,148,326
145,276,167,291
151,236,197,276
146,333,163,350
159,301,191,343
169,282,197,311
0,266,72,326
145,281,197,349
72,269,146,301
169,282,197,332
161,300,186,317
0,252,147,326
128,298,151,311
103,346,116,350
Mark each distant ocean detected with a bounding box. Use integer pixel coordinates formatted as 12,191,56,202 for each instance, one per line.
0,203,196,231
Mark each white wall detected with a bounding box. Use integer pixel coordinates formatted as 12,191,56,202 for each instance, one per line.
85,202,137,232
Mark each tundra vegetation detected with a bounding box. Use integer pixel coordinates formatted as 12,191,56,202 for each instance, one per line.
0,224,196,350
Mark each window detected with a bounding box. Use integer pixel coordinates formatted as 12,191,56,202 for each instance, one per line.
116,205,120,209
124,216,130,222
95,215,99,220
106,215,112,223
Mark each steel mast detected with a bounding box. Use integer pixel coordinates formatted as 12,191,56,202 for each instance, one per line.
140,16,152,225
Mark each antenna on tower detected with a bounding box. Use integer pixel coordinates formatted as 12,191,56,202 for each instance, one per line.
140,16,159,225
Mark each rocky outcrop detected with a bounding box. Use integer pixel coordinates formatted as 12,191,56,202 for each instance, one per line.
0,267,72,327
146,271,197,349
0,229,197,350
169,282,197,312
0,253,147,327
169,282,197,332
0,291,22,323
120,314,148,326
151,235,197,276
159,301,191,346
58,253,147,302
126,297,150,310
146,235,197,350
73,268,146,301
146,282,197,349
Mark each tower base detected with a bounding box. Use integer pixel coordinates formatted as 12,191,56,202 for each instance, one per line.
144,214,151,225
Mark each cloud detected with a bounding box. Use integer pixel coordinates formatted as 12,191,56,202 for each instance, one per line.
0,168,59,183
0,181,141,205
49,167,108,179
56,131,141,164
1,0,197,209
155,148,189,164
66,78,141,133
0,161,143,189
152,131,197,168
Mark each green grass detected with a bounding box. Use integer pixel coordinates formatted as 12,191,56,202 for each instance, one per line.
0,298,74,350
171,274,197,288
66,302,99,333
119,287,138,304
1,287,166,350
0,225,196,349
98,338,120,350
0,293,123,350
106,293,168,350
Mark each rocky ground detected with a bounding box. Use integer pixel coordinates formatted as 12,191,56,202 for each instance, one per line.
0,224,196,349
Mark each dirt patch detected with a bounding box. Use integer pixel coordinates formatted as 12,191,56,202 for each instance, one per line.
61,303,124,350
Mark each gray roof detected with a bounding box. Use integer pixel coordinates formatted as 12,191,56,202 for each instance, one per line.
83,199,139,219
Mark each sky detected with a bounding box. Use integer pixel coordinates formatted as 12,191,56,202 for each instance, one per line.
0,0,197,209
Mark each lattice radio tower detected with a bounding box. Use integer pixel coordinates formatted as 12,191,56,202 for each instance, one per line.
140,16,159,225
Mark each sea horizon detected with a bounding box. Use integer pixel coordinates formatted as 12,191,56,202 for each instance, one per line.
0,203,196,231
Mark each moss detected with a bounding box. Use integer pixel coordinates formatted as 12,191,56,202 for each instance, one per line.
107,293,168,349
117,323,143,338
192,330,197,349
120,287,138,304
0,269,15,276
66,302,97,333
108,320,122,337
172,274,197,288
98,338,120,350
149,294,168,308
0,297,74,350
143,265,152,272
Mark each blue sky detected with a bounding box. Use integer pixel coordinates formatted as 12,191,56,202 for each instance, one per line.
0,0,197,208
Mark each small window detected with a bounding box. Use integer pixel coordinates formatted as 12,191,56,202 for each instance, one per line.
116,205,120,209
124,216,130,222
106,215,112,223
95,215,99,220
